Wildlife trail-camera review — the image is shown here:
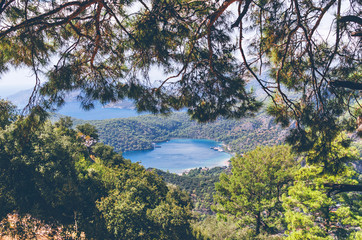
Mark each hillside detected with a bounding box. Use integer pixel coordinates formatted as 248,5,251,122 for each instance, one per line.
154,167,228,214
77,111,289,154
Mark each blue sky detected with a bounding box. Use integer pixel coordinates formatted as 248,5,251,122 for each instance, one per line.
0,68,36,97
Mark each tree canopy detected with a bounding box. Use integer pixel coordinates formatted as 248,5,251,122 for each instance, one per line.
213,142,361,239
0,102,197,239
283,165,362,239
0,0,361,170
213,145,298,236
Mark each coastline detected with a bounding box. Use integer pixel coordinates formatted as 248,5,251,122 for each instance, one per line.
124,138,232,174
178,154,231,175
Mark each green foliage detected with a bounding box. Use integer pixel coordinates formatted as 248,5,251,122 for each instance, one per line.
76,123,99,140
92,143,124,167
89,161,195,240
0,0,360,176
282,166,362,239
0,100,17,129
0,117,87,226
193,214,286,240
350,140,362,164
77,111,286,153
303,133,359,174
282,136,361,239
286,127,360,174
154,167,227,214
192,215,255,240
213,145,299,236
0,104,196,239
0,0,260,120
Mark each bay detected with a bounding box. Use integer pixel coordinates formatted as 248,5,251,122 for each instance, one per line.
123,139,231,174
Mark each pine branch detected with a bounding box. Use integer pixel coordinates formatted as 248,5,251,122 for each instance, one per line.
325,183,362,196
339,15,362,25
329,80,362,90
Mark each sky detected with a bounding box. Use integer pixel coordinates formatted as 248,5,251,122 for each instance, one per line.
0,65,166,98
0,68,36,97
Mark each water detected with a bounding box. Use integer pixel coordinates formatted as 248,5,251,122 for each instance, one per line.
57,101,142,120
123,139,231,173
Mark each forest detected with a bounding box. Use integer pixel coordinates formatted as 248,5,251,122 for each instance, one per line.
154,167,227,214
73,111,288,153
0,0,361,239
1,100,361,239
0,102,198,239
0,100,272,238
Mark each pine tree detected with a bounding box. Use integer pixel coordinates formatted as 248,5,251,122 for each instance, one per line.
213,145,298,236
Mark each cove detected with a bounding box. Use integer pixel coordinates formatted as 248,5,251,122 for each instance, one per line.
123,139,232,174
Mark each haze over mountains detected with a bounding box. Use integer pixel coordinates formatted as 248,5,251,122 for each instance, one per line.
5,77,271,120
6,88,141,120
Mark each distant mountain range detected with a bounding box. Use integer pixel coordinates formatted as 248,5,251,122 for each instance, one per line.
6,88,135,108
5,88,34,108
5,88,140,120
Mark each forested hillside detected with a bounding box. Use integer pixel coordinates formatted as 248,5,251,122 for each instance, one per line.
0,101,198,239
154,167,227,214
2,100,361,239
74,111,288,154
155,145,362,240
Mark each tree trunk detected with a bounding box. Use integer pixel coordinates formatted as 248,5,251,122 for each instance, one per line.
256,211,261,235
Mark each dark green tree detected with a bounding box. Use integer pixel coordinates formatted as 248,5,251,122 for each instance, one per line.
0,108,112,237
92,142,124,166
213,145,298,236
0,99,17,129
0,102,197,239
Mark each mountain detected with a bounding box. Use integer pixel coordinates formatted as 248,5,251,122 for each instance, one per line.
5,88,33,108
6,88,141,120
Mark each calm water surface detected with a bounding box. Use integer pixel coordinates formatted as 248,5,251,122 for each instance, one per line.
57,102,142,120
123,139,231,173
55,103,231,173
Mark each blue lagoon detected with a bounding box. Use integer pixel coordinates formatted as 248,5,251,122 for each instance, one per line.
123,139,231,173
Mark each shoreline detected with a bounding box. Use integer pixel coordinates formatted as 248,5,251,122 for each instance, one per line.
178,155,231,175
124,138,233,175
124,137,235,157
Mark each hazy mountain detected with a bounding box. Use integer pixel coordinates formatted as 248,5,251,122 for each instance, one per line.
5,88,34,108
6,88,140,120
7,88,136,109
